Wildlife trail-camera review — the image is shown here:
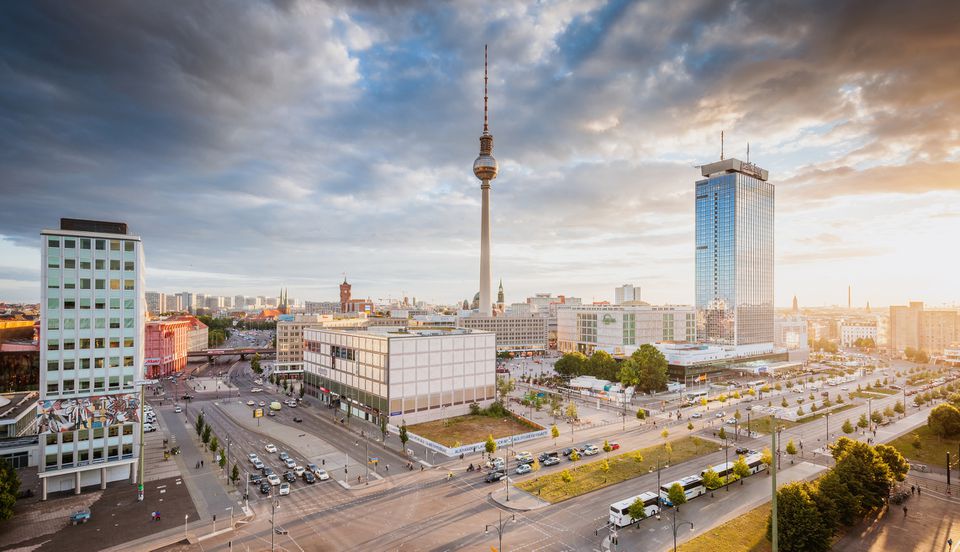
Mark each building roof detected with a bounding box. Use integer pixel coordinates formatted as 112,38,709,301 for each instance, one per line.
0,392,38,424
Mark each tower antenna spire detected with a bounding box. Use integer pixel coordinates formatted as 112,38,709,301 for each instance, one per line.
721,130,724,160
483,44,489,134
747,141,750,163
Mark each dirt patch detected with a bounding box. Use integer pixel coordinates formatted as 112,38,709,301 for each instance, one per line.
408,414,541,447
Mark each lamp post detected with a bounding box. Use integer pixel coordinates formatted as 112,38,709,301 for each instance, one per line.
484,510,516,552
776,426,783,470
771,414,779,552
184,513,189,541
226,506,233,529
270,498,280,551
656,505,694,552
747,410,751,438
723,436,729,491
825,412,830,446
133,378,158,502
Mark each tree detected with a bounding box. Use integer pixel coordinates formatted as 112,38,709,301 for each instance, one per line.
668,482,687,510
928,403,960,438
531,458,541,474
554,352,587,377
380,417,388,443
299,384,305,399
883,405,895,418
661,428,670,442
600,459,610,482
734,409,742,421
218,447,227,469
588,350,617,381
399,421,410,453
687,421,694,431
781,398,789,408
602,440,612,455
842,419,854,434
202,424,211,446
718,427,727,441
0,458,20,521
561,470,573,483
894,401,904,415
484,434,497,457
570,450,581,462
231,463,240,484
209,436,219,455
874,444,909,482
632,344,669,393
551,424,560,445
626,496,648,522
617,359,640,390
870,411,883,425
829,438,894,516
766,482,834,552
718,394,728,403
817,470,859,526
636,408,646,420
785,439,797,457
733,455,751,484
702,467,722,491
566,402,579,421
857,413,869,429
195,414,204,436
760,447,773,469
496,376,515,403
250,353,262,374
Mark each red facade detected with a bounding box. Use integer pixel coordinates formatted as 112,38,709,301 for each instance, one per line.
144,320,190,378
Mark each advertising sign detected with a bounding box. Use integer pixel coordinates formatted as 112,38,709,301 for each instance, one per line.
37,394,140,434
253,408,264,418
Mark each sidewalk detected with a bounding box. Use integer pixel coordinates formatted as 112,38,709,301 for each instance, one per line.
490,484,551,511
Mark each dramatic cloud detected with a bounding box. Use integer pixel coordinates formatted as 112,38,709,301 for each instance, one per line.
1,0,958,306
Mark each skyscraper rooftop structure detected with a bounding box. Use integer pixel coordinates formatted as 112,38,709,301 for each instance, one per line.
695,156,774,348
473,45,498,317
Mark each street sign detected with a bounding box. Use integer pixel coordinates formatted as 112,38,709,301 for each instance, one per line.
253,409,264,418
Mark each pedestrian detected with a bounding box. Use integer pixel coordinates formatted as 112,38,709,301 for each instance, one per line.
918,486,921,496
386,464,389,472
948,537,953,548
201,459,204,468
911,485,916,495
903,506,908,517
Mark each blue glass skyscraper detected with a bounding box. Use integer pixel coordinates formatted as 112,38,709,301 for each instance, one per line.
695,158,774,346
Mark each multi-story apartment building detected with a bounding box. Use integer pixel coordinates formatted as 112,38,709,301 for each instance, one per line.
556,304,696,356
839,321,879,347
302,327,496,425
165,315,208,352
456,314,548,353
163,294,182,313
145,292,164,316
176,292,194,313
144,319,190,378
39,219,145,499
614,284,640,305
889,301,960,355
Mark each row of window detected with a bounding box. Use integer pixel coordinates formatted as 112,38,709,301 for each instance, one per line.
48,274,136,289
46,424,134,445
47,258,136,271
46,376,135,395
46,356,135,370
48,315,135,331
47,237,136,252
47,337,135,351
45,443,135,470
48,297,138,312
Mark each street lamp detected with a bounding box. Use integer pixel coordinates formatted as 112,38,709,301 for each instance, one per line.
484,510,516,552
270,498,280,551
133,378,159,502
656,506,694,552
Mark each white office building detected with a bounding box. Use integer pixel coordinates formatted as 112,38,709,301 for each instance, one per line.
840,321,878,347
302,327,496,425
556,304,696,357
456,314,549,354
145,292,164,316
614,284,640,305
39,219,145,499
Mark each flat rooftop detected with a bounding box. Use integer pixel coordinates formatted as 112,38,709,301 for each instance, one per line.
0,392,38,423
700,157,769,181
313,326,492,338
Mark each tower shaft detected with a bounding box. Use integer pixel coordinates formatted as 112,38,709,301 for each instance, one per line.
479,182,492,316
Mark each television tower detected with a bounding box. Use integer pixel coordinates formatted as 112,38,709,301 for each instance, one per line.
473,45,498,316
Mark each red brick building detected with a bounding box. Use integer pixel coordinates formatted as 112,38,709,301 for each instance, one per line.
144,319,191,378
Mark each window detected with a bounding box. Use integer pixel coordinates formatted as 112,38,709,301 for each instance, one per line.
124,318,134,329
47,319,59,330
110,240,120,251
110,357,120,368
92,427,103,439
95,240,105,250
63,380,75,392
94,358,105,369
48,238,59,247
80,278,91,289
110,260,120,270
124,279,134,290
80,260,91,270
62,451,74,466
64,278,75,289
95,299,105,310
110,318,120,329
45,454,57,469
92,319,102,329
64,239,75,248
64,318,74,329
124,241,134,252
46,383,58,394
48,258,59,268
46,434,57,446
95,259,105,270
78,298,89,310
63,339,75,351
110,298,120,309
95,279,104,289
124,356,134,367
47,276,59,289
122,424,133,436
109,338,119,348
95,378,105,391
47,298,59,310
110,279,120,290
47,360,59,371
80,358,90,369
80,238,91,249
124,261,134,271
47,339,59,351
123,337,134,348
124,298,134,310
63,359,74,370
108,425,119,437
64,258,75,269
80,338,90,349
80,380,90,391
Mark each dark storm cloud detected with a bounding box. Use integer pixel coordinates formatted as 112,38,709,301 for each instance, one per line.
1,0,958,303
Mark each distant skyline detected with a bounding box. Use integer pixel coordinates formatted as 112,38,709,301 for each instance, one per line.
2,1,959,307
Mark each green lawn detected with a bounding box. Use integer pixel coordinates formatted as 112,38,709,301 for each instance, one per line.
677,502,771,552
887,425,960,468
407,414,541,447
515,436,719,503
746,404,857,434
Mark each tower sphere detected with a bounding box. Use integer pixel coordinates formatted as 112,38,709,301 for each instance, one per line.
474,152,498,181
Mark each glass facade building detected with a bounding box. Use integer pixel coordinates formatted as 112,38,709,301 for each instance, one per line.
695,159,774,346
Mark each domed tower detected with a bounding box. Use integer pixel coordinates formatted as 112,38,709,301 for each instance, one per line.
473,45,498,316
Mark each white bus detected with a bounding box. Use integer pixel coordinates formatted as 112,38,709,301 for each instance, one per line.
684,390,708,403
609,491,660,527
744,453,767,475
659,475,705,505
700,454,767,484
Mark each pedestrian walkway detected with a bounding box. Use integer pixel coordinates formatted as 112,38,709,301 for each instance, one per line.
490,484,551,511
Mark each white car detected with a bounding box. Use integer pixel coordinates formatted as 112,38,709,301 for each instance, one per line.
515,463,532,475
253,459,264,470
143,423,158,433
267,474,281,486
279,482,290,496
247,400,255,406
251,388,262,393
293,466,305,477
265,444,278,453
284,458,296,469
174,406,182,413
691,412,703,419
315,469,330,481
715,411,726,418
259,401,266,407
248,453,259,462
582,445,599,456
726,418,737,425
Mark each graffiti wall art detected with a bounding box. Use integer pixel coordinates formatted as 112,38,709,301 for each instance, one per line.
36,394,141,434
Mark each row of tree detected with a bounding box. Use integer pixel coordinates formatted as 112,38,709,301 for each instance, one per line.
768,437,909,552
554,345,669,393
926,394,960,438
195,413,240,485
903,347,930,363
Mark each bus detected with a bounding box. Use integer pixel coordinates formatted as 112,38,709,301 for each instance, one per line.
684,390,708,403
746,380,766,389
659,475,705,505
609,491,660,527
744,453,767,475
700,454,767,483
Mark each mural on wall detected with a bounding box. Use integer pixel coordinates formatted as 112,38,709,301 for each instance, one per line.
36,394,140,434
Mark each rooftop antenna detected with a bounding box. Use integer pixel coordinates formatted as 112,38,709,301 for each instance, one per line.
747,142,750,163
483,44,489,134
720,130,725,160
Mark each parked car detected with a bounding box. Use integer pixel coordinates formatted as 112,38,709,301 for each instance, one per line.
315,469,330,481
515,451,534,464
582,445,599,456
515,463,532,475
265,444,278,453
307,463,319,474
259,401,266,407
734,447,751,455
715,411,726,418
283,471,296,483
561,448,576,457
485,471,507,483
249,473,263,484
303,471,316,484
726,418,737,425
293,466,305,477
267,474,281,486
609,442,621,451
70,510,91,525
143,424,158,433
279,482,290,496
262,467,274,477
247,400,255,406
259,481,271,495
174,405,182,413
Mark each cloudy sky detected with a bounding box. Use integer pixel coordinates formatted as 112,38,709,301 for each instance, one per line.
1,0,958,307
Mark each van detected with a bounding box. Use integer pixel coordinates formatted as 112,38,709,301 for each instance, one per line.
269,401,282,411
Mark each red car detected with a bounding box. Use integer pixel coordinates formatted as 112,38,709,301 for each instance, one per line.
610,442,621,451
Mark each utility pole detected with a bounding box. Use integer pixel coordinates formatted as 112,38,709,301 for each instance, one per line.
771,414,778,552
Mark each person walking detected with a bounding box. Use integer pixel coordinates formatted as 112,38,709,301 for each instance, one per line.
201,459,204,468
903,506,908,517
918,486,922,496
911,485,916,495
